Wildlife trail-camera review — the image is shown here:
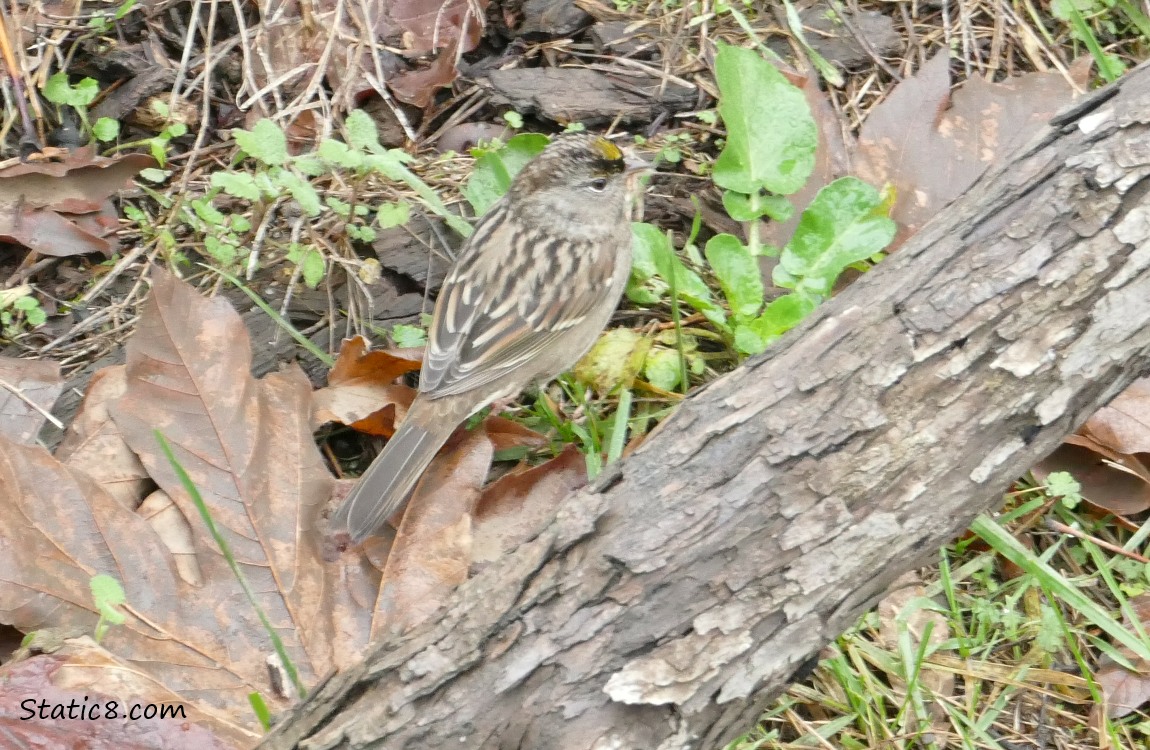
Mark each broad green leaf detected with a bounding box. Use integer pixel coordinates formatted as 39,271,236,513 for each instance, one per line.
326,196,351,216
377,201,410,228
627,222,673,304
191,199,226,225
138,168,169,183
274,171,323,216
92,117,120,142
733,292,817,354
89,574,126,624
294,155,327,176
317,139,363,169
288,245,325,288
712,43,816,196
462,133,550,213
776,177,896,295
631,223,724,321
43,73,99,108
723,190,793,223
301,250,325,288
345,110,381,152
391,323,426,348
643,347,682,391
574,328,651,395
211,171,261,201
234,119,289,166
704,234,763,319
203,235,238,265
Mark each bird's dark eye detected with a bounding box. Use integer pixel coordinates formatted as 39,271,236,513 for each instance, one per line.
587,178,608,192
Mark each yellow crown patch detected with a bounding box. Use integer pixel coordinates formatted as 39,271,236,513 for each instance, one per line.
591,137,623,162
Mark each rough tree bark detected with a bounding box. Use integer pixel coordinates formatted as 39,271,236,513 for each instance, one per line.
263,66,1150,748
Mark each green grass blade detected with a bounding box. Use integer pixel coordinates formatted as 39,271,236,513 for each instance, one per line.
155,431,308,698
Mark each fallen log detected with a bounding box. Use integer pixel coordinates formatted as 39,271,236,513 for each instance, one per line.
262,64,1150,748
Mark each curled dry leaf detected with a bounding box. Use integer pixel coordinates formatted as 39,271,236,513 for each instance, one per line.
137,489,203,587
1082,378,1150,455
374,427,493,638
0,355,63,445
0,639,254,749
315,334,547,451
0,149,155,257
311,334,421,437
55,365,151,510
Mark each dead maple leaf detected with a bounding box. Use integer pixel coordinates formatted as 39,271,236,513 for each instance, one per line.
0,355,63,445
0,269,373,737
55,366,151,509
0,149,154,257
0,269,592,742
855,53,1089,245
0,642,251,749
373,427,493,637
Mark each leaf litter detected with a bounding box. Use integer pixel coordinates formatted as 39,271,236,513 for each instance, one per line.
0,270,592,744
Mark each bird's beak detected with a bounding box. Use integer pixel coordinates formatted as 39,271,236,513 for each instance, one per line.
624,153,654,176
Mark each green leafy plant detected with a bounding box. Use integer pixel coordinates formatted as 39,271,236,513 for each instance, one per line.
89,573,127,643
0,285,48,338
42,72,120,144
189,110,472,286
630,43,895,356
86,0,139,33
461,133,549,213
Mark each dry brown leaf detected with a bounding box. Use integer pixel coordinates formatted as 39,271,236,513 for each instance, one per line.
0,150,154,257
0,437,278,722
1033,443,1150,517
55,366,151,509
855,53,1087,244
1094,594,1150,719
1082,378,1150,455
311,335,421,436
0,356,63,445
472,444,586,565
374,428,493,637
388,47,460,107
315,335,548,451
387,0,486,55
137,489,203,587
0,269,384,731
107,269,389,692
0,647,248,749
4,639,255,750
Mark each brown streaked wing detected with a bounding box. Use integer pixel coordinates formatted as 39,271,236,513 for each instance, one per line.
420,218,614,399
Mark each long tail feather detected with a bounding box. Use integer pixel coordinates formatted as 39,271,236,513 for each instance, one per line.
330,413,453,543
